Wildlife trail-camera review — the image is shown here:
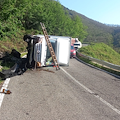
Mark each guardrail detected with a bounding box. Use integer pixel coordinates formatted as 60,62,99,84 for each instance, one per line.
76,51,120,71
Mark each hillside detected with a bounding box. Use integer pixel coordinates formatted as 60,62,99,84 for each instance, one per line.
0,0,120,54
63,7,120,53
79,43,120,65
0,0,87,54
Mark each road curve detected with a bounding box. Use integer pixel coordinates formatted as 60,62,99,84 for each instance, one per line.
0,58,120,120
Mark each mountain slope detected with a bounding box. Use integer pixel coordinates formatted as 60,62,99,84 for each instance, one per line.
79,42,120,65
63,7,120,52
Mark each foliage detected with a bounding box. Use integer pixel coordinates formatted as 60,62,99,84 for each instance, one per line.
79,43,120,65
76,52,120,76
0,0,87,40
64,7,120,53
0,0,87,53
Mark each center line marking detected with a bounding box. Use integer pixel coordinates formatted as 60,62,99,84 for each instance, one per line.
60,67,120,115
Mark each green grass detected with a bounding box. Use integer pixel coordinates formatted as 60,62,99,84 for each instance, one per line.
79,42,120,65
21,52,27,57
76,52,120,76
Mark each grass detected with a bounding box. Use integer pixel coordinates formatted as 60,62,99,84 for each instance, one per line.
79,42,120,65
21,52,27,57
76,49,120,76
0,29,28,53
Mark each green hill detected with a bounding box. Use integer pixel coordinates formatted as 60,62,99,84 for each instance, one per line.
0,0,120,56
64,7,120,53
0,0,87,53
79,43,120,65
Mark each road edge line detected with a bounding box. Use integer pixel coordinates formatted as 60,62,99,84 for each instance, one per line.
60,67,120,115
0,78,11,108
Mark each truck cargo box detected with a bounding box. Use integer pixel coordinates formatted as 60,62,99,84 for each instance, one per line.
36,35,71,66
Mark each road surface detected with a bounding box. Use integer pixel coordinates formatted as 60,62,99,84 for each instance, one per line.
0,58,120,120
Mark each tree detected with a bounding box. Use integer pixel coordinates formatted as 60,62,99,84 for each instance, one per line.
0,0,87,42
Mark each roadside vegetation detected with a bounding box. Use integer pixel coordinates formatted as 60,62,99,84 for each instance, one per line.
77,43,120,76
78,43,120,65
65,7,120,53
0,0,87,54
76,52,120,76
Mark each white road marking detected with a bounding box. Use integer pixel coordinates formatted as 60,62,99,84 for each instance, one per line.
1,67,120,115
0,55,26,109
60,67,120,115
0,78,11,108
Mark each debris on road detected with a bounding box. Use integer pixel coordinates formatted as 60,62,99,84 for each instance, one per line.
37,68,55,73
0,24,72,79
2,89,11,94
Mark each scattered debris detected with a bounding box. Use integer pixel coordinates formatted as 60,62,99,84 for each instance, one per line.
0,42,55,79
37,68,55,73
0,31,72,79
0,50,27,80
2,89,11,94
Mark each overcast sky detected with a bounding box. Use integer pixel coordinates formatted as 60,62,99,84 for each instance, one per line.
59,0,120,25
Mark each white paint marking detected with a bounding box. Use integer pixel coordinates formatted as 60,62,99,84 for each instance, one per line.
60,67,120,115
0,78,11,108
0,55,25,109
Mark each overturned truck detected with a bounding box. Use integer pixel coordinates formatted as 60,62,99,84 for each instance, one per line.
0,35,71,79
25,34,71,67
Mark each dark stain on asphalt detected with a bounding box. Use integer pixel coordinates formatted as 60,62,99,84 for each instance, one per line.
26,113,29,115
37,68,55,73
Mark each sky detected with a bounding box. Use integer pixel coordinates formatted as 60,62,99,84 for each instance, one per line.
59,0,120,25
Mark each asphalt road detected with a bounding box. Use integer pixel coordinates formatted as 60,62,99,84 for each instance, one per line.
0,58,120,120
